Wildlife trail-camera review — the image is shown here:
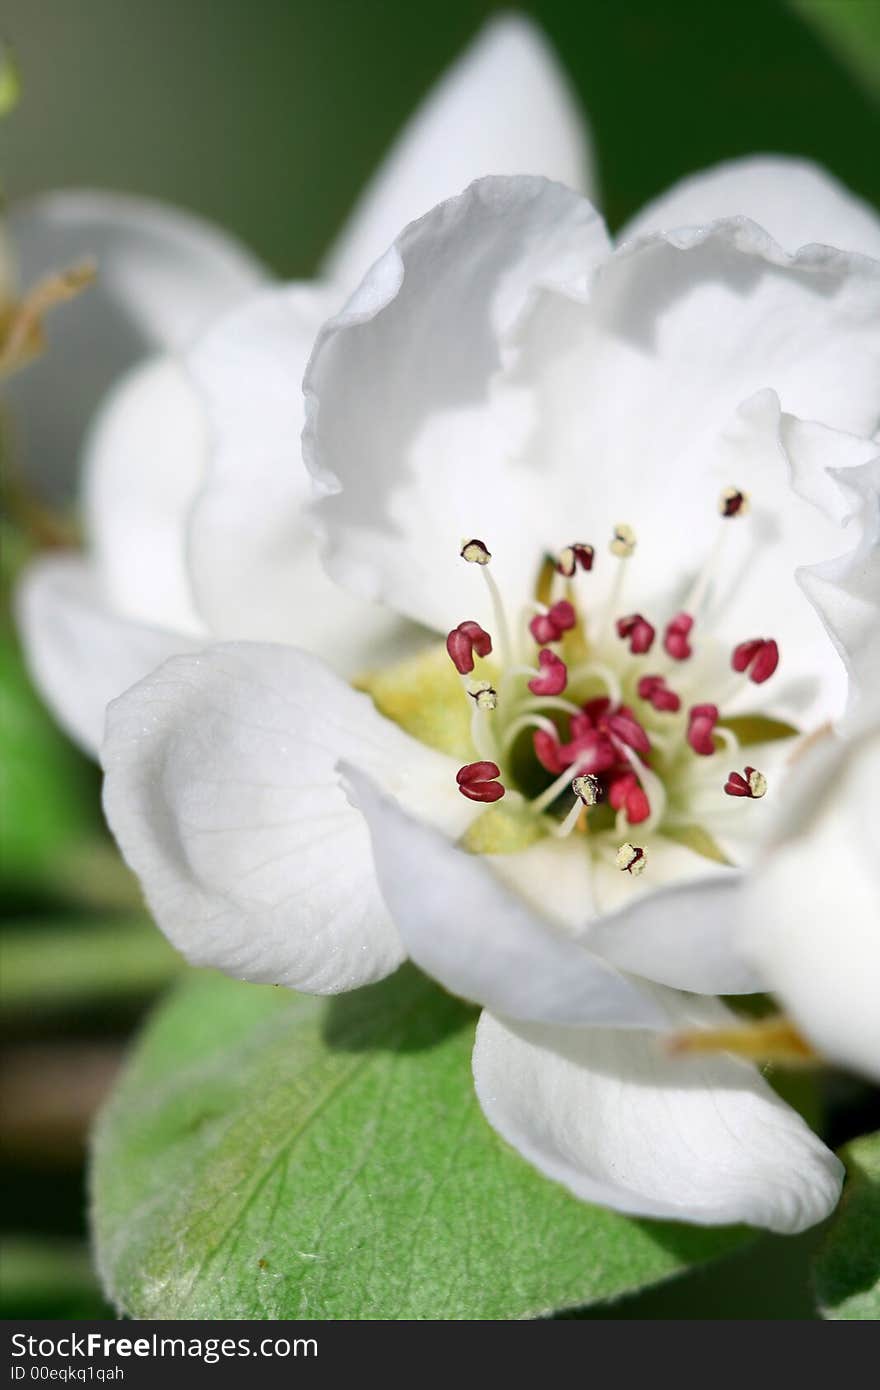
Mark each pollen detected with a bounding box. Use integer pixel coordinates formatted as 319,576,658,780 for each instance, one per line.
616,842,647,875
556,542,595,577
610,523,636,558
460,538,491,565
467,680,498,711
572,773,602,806
719,486,749,518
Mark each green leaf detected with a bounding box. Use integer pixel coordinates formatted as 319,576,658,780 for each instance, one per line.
0,916,181,1013
814,1131,880,1320
788,0,880,99
92,967,749,1319
0,634,98,885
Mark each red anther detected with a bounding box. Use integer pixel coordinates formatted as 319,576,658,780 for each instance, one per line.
663,611,694,661
533,728,566,775
604,706,651,756
637,674,681,713
556,543,594,577
616,613,656,655
456,761,506,803
446,620,492,675
724,770,750,797
528,649,568,696
732,637,779,684
608,772,651,825
529,599,576,645
687,702,720,756
724,766,767,799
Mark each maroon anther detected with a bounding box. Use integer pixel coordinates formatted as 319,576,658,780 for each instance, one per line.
603,706,652,756
724,766,767,799
687,702,720,756
446,620,492,675
608,772,651,825
637,674,681,713
732,638,779,684
456,761,506,803
663,611,694,661
529,600,576,645
556,543,595,577
528,649,568,697
616,613,656,655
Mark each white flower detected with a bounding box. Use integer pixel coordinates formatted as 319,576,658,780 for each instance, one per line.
97,150,880,1232
743,699,880,1084
15,16,590,752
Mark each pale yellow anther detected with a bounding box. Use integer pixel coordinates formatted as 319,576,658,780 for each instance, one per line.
616,841,646,875
747,768,767,799
557,546,576,578
572,773,601,806
609,523,636,559
460,538,491,565
719,486,749,519
467,680,498,711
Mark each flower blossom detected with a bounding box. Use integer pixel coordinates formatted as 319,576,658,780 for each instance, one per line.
96,144,880,1233
15,16,590,751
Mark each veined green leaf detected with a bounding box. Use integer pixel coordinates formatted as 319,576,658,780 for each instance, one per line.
814,1130,880,1320
92,967,749,1320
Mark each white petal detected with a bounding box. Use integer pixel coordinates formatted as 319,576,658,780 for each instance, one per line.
473,997,843,1233
744,718,880,1081
800,459,880,726
324,15,593,290
83,356,206,634
620,156,880,259
582,873,760,994
186,285,418,669
692,394,880,728
14,555,196,756
6,191,264,502
342,764,666,1028
101,643,469,993
510,225,880,564
305,176,611,633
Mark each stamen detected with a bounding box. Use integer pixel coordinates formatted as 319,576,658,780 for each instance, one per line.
663,611,694,661
616,842,647,875
467,680,498,711
501,712,557,754
608,772,650,825
687,703,719,756
529,599,576,645
731,638,779,684
456,761,505,803
446,620,492,675
460,538,491,565
616,613,655,655
609,523,637,559
724,766,767,799
601,707,651,756
667,1014,816,1064
531,751,605,814
637,674,681,713
572,773,602,806
556,543,594,577
527,650,568,697
719,486,749,519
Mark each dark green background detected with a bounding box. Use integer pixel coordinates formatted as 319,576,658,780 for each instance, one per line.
5,0,880,267
2,0,879,1321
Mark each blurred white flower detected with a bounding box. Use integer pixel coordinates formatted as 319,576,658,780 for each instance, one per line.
99,151,880,1231
743,697,880,1083
15,15,591,751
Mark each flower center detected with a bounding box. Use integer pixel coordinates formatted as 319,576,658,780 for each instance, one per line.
441,487,792,876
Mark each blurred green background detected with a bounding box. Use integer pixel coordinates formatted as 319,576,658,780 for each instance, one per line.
2,0,879,1320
